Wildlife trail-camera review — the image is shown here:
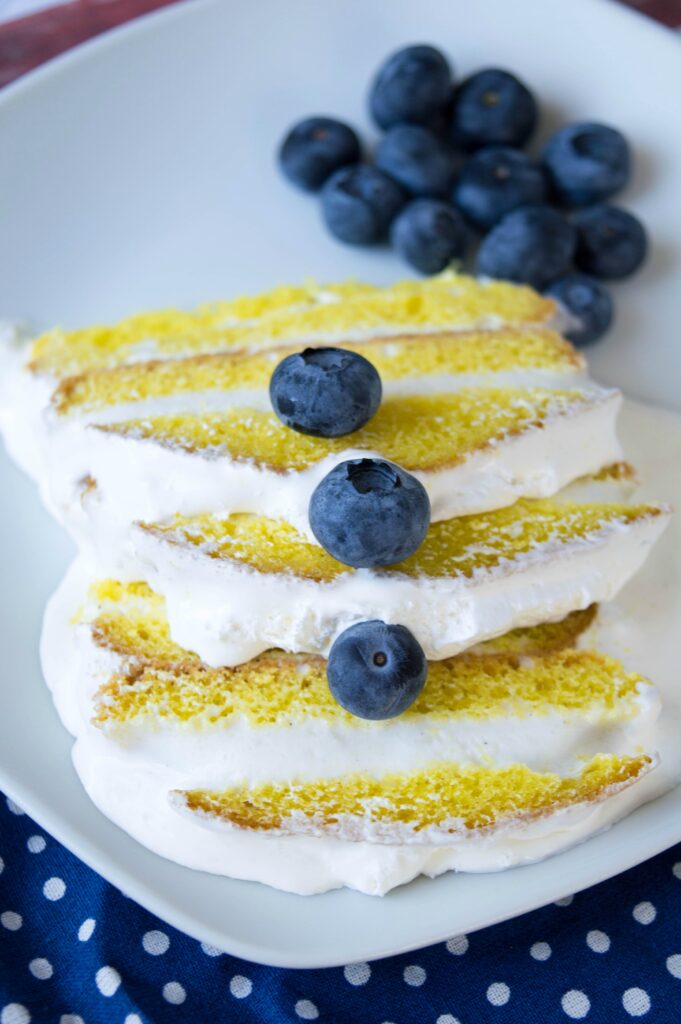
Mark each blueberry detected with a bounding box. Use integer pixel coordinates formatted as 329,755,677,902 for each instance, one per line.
321,163,406,245
546,274,613,347
309,458,431,568
369,44,453,130
572,205,647,280
327,620,428,720
391,199,467,275
278,117,361,192
376,125,458,198
542,122,630,207
476,205,577,290
450,69,537,150
453,147,547,231
270,348,382,437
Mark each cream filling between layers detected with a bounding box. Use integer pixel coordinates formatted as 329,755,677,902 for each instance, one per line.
123,511,668,667
43,384,622,552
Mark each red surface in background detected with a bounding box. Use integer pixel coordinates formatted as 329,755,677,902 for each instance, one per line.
0,0,678,91
0,0,185,88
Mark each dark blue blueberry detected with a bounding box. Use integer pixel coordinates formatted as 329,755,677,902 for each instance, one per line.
309,458,431,568
390,199,467,275
327,620,428,720
572,205,647,280
278,116,361,192
542,122,630,207
321,163,406,245
453,146,547,231
270,348,382,438
450,69,537,150
369,44,453,130
476,205,577,290
376,125,458,198
545,273,613,347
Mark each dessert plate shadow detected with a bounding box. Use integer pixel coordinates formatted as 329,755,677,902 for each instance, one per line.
1,0,681,968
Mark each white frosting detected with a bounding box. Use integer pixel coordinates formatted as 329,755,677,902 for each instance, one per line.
120,507,668,667
42,384,623,552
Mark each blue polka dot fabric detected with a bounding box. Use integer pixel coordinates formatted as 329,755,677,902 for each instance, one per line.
1,792,680,1023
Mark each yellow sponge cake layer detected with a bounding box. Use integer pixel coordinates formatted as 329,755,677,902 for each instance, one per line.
93,647,647,731
97,388,601,473
141,501,664,584
29,273,557,377
52,328,582,417
175,754,652,843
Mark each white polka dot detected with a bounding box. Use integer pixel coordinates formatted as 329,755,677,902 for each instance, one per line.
1,911,22,931
561,990,590,1019
586,929,610,953
622,988,650,1016
6,798,24,815
666,954,681,979
0,857,3,875
142,930,170,955
673,862,681,881
229,975,252,998
487,982,510,1006
403,964,426,987
163,982,186,1005
1,1006,30,1024
78,918,96,942
530,941,552,961
437,1017,462,1024
632,901,656,925
555,894,574,907
43,877,65,901
60,1016,85,1024
200,942,222,956
344,962,371,985
95,966,121,997
295,1000,319,1020
445,934,469,955
125,1016,143,1024
26,835,46,854
28,958,53,980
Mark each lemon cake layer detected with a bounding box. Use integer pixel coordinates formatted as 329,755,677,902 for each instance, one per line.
46,384,622,548
174,755,653,845
41,560,660,890
126,497,668,666
51,327,584,419
29,273,560,379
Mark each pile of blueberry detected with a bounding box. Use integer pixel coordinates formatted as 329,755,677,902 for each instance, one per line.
278,44,648,347
270,346,430,720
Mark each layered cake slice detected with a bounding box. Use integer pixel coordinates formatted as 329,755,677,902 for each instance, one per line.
1,275,613,541
42,568,659,894
128,491,668,665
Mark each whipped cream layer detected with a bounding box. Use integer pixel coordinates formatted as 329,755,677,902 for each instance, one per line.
42,555,663,895
124,505,667,667
42,381,623,552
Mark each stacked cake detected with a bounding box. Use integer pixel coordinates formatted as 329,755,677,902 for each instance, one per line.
0,272,670,895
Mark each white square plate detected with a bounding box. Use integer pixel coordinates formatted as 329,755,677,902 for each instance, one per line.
1,0,680,968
